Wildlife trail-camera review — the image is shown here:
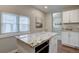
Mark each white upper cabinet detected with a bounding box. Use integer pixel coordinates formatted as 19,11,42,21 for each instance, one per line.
62,9,79,23
62,11,70,23
70,9,79,23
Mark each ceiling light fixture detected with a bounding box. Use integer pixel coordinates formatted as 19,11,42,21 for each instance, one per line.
44,6,48,9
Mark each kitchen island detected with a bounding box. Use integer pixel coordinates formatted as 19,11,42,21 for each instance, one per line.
16,32,59,53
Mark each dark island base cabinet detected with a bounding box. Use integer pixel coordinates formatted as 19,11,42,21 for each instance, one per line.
39,45,49,53
35,40,49,53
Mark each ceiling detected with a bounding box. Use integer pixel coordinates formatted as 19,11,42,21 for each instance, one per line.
32,5,79,13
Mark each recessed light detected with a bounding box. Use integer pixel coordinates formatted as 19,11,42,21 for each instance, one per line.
44,6,48,9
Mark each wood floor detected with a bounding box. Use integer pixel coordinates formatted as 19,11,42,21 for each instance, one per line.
58,45,79,53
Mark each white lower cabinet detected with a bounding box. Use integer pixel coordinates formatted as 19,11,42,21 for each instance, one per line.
62,32,70,45
62,32,79,48
70,32,79,47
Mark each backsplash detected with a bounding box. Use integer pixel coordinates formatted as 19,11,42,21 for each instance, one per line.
62,23,79,32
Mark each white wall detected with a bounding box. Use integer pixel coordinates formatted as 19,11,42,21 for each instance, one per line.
0,37,17,53
0,5,45,52
45,13,53,32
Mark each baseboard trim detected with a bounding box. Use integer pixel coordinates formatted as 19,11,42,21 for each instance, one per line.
62,44,79,49
9,49,18,53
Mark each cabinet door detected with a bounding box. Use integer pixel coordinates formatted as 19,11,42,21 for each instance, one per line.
62,32,69,45
70,9,79,23
62,11,70,23
70,32,79,47
49,36,58,53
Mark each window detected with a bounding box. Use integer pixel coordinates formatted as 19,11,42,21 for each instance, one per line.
19,16,30,32
0,13,30,34
1,13,18,33
52,13,62,32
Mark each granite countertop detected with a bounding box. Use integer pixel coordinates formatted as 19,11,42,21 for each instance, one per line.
16,32,58,47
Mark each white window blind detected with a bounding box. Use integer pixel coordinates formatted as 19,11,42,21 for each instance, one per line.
1,13,17,33
19,16,30,32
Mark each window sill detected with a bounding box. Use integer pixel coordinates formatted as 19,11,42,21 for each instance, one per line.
0,32,30,39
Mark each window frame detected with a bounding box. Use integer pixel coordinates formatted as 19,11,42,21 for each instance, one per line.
0,13,18,34
0,12,30,36
18,15,30,32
